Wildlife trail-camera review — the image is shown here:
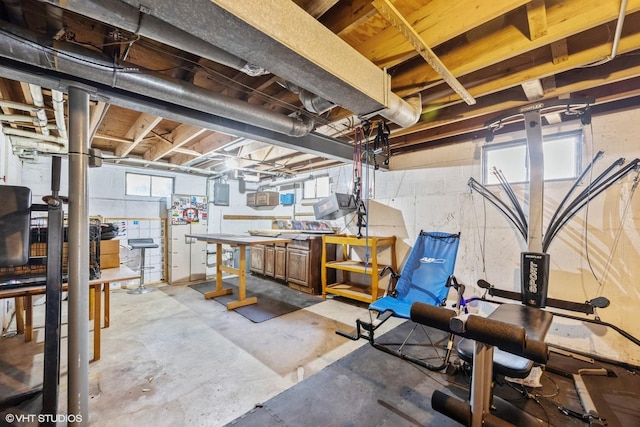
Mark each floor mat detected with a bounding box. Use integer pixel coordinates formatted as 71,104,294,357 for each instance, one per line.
226,320,640,426
189,276,322,322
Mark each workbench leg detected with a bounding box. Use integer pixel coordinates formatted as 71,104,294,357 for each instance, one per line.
89,286,95,321
15,296,24,335
104,282,110,328
93,284,101,361
203,243,233,299
225,245,257,310
24,295,32,342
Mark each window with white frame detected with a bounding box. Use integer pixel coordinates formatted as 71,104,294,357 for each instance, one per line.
125,173,174,198
303,175,330,199
482,131,582,185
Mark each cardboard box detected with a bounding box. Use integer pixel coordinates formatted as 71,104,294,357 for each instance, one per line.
100,253,120,269
100,240,120,268
100,239,120,255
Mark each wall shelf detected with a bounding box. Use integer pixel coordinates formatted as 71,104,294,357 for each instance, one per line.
321,234,396,304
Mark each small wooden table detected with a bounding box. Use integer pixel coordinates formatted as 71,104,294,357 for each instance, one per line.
0,265,140,361
186,234,292,309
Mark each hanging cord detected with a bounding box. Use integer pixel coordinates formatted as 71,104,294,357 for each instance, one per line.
470,188,489,280
588,166,640,296
353,123,369,239
373,121,391,168
582,122,598,298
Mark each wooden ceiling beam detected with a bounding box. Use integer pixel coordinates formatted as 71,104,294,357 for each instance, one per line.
115,113,163,157
169,131,237,165
392,56,640,143
356,0,530,68
320,0,378,36
89,102,109,142
417,23,640,114
372,0,475,105
144,124,207,161
392,0,640,96
526,0,548,40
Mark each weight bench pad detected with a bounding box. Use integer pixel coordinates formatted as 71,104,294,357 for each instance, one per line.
457,304,553,378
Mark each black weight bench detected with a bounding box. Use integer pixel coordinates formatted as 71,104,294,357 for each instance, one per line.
410,302,553,427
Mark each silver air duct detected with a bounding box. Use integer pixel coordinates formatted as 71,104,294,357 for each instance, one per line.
0,21,313,138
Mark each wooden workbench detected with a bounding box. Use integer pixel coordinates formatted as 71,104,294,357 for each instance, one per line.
186,234,292,309
0,265,140,361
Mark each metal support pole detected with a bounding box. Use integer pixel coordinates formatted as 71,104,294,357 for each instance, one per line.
523,110,544,253
67,85,90,426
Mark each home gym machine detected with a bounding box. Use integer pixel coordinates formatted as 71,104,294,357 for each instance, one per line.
0,156,67,426
422,98,640,426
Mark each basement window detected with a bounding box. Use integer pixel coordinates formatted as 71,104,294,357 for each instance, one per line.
482,131,582,185
303,176,330,199
126,173,174,198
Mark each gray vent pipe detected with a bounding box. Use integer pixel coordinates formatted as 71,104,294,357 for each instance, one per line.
41,0,268,76
0,21,313,137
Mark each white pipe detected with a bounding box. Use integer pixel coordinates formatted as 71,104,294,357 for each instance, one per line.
0,98,44,112
583,0,628,66
0,114,41,123
52,89,69,141
8,136,65,152
258,173,323,190
28,84,50,136
101,154,224,176
610,0,628,60
2,127,66,144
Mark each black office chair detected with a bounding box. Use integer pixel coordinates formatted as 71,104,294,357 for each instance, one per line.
127,238,159,294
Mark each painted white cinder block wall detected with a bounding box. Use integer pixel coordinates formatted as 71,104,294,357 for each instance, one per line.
3,108,639,365
325,108,640,365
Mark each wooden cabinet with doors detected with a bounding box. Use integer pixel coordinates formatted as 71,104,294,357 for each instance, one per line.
274,244,287,280
286,235,335,294
264,245,275,276
249,244,265,275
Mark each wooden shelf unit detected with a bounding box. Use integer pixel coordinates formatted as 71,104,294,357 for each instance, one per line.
321,234,396,304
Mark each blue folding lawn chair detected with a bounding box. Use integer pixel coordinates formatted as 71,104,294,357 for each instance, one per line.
338,231,464,371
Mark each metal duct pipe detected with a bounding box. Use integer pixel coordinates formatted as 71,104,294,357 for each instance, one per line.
41,0,267,76
1,0,25,26
114,0,422,128
378,93,422,129
0,21,314,137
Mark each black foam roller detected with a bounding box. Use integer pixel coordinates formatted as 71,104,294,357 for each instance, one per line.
462,315,526,355
410,303,456,332
431,390,471,426
522,338,549,364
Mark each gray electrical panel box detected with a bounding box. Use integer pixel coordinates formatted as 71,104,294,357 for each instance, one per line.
213,182,230,206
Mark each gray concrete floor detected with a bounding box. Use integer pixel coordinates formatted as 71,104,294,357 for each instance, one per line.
0,280,403,426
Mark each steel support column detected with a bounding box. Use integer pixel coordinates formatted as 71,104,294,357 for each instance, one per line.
524,110,544,252
67,85,90,426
